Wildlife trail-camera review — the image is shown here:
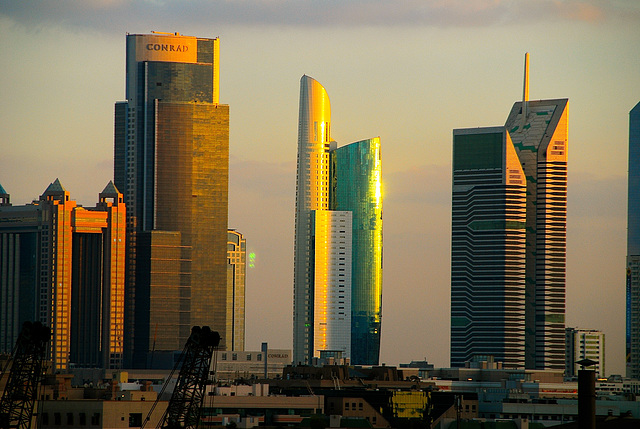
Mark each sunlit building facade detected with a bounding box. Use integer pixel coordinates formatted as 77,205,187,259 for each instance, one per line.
0,180,126,370
114,32,229,368
293,76,334,365
311,210,353,358
334,138,383,365
293,76,383,365
626,101,640,379
504,98,569,370
227,230,246,352
451,127,527,368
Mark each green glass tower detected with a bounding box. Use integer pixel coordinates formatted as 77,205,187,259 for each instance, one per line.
334,138,383,365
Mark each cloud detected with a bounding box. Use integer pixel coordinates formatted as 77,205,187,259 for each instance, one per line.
1,0,629,31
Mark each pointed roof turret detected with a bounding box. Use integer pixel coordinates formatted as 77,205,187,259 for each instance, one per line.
99,181,123,204
0,183,10,206
41,178,70,202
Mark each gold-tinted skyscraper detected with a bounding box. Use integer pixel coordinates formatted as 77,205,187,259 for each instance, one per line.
227,230,246,351
114,32,229,368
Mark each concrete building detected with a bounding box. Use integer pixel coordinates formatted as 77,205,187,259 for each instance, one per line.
451,54,569,370
626,101,640,380
565,328,605,378
0,181,125,371
226,230,246,351
114,32,230,367
293,75,382,365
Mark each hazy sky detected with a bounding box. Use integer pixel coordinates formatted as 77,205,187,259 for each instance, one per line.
1,1,639,375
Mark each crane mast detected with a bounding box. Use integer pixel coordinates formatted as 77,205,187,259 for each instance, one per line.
0,321,51,429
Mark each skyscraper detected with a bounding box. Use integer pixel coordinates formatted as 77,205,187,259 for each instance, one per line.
114,32,229,367
227,229,246,352
334,138,383,365
451,127,527,368
626,101,640,379
0,180,126,370
293,75,383,365
451,54,568,370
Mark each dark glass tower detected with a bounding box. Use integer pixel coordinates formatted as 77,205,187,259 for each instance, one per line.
451,127,527,368
334,138,383,365
626,101,640,379
114,32,229,367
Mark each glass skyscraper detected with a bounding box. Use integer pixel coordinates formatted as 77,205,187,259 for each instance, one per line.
293,76,383,365
451,127,527,368
451,57,568,370
114,32,229,367
626,101,640,379
334,138,383,365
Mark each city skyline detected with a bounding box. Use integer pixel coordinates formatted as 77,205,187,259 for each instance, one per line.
1,2,639,375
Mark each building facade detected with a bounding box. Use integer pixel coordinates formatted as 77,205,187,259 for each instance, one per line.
293,76,383,365
451,55,568,370
504,96,569,370
334,139,383,365
451,127,527,368
565,328,605,378
226,230,246,352
0,180,126,370
627,101,640,379
114,32,229,367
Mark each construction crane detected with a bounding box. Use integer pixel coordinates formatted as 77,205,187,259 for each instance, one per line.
143,326,220,429
0,321,51,429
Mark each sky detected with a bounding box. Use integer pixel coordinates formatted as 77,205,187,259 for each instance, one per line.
1,0,639,376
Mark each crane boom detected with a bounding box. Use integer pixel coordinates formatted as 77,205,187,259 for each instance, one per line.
0,321,51,429
143,326,220,429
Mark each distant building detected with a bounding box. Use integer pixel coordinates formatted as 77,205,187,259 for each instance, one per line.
226,230,246,351
627,101,640,380
0,180,125,370
114,32,230,367
565,328,605,378
293,75,382,365
451,54,569,370
215,345,291,380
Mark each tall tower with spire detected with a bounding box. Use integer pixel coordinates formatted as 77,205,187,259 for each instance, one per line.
451,54,568,370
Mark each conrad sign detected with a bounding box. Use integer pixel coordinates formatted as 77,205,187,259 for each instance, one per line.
135,34,197,63
146,43,189,52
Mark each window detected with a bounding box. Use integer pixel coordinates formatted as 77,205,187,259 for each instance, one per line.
54,413,61,425
91,413,100,426
247,354,252,361
67,413,74,425
232,353,237,361
80,413,87,426
129,413,142,427
257,354,262,361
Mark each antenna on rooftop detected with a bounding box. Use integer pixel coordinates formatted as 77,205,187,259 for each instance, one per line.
521,52,530,128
